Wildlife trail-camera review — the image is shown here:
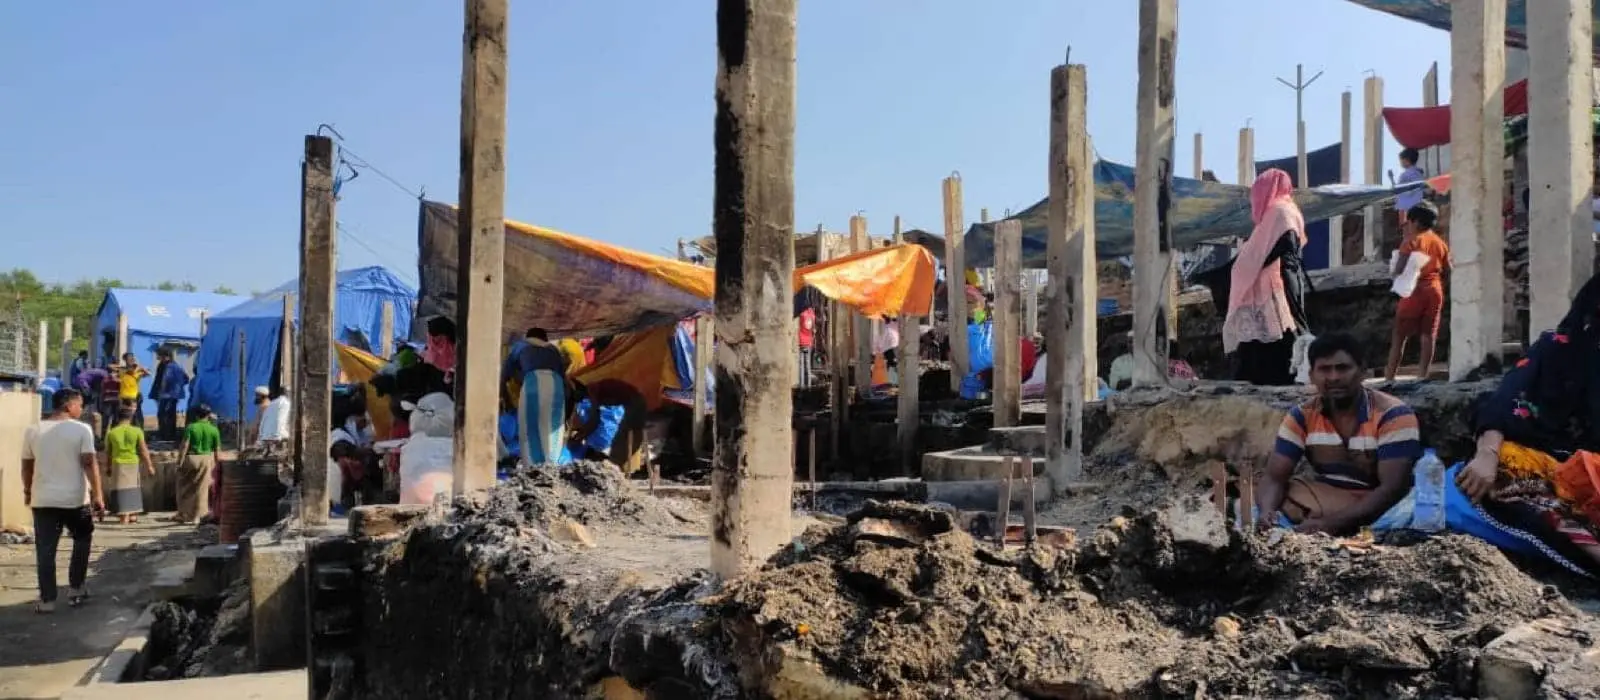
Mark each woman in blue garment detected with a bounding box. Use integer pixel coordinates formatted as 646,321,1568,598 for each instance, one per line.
500,328,570,466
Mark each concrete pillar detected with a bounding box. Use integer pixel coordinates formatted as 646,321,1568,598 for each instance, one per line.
1132,0,1177,387
277,295,294,394
1192,132,1203,180
35,320,47,380
1237,127,1254,186
1423,63,1441,175
824,234,848,460
282,291,300,481
1449,0,1507,378
893,216,921,476
298,135,336,526
1363,75,1384,261
236,332,248,449
1527,0,1595,340
942,176,969,392
991,219,1022,427
709,0,796,579
849,215,872,397
379,301,395,358
59,317,72,382
1330,90,1353,268
1024,271,1039,339
453,0,509,494
1046,63,1095,490
115,313,128,359
692,314,712,457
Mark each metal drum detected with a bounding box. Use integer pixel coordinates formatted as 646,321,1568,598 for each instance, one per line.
220,458,288,543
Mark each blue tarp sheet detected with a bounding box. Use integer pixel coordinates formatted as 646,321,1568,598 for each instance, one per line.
961,159,1424,269
1344,1,1600,59
92,289,250,416
664,320,715,406
192,266,416,421
1257,142,1345,271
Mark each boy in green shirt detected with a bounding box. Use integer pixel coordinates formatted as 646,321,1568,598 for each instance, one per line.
174,404,222,525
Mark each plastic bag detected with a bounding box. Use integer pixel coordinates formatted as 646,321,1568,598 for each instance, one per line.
1291,332,1316,385
405,392,455,437
1391,251,1431,298
399,435,454,505
959,321,995,399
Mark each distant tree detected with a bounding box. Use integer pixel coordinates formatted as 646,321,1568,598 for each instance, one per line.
0,268,207,369
214,285,238,295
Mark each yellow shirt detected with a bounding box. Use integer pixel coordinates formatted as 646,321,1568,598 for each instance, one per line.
558,338,587,374
118,367,147,400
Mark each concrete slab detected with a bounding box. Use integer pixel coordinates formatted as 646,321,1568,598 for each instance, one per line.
85,607,155,684
61,670,306,700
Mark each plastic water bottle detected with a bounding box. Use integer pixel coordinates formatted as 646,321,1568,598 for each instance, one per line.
1410,449,1447,532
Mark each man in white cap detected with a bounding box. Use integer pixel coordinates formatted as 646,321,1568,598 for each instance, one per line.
255,386,292,447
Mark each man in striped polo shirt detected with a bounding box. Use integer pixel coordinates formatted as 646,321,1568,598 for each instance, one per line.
1257,333,1422,535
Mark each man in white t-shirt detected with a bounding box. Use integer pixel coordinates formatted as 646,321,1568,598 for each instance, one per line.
255,385,293,445
22,388,104,613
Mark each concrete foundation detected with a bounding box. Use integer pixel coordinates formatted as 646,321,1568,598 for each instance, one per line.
243,530,306,672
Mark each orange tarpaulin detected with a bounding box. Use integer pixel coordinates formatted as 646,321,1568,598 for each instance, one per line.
795,244,938,318
568,325,681,411
417,201,938,337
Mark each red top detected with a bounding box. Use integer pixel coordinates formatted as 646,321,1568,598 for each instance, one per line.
797,308,816,349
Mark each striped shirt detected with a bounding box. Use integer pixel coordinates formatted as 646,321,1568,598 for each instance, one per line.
1273,389,1422,489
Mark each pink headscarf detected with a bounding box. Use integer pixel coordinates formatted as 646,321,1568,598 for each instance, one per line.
1222,169,1307,352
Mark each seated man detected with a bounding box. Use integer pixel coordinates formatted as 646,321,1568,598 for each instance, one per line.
1257,333,1422,535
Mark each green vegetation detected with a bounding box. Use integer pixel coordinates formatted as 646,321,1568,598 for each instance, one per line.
0,269,239,370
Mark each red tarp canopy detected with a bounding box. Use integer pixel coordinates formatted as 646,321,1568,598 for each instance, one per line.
1381,79,1529,150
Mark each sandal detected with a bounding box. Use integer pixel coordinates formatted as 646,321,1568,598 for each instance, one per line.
67,587,89,607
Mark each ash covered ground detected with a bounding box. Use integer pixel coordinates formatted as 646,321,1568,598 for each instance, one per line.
717,499,1595,698
351,459,1599,699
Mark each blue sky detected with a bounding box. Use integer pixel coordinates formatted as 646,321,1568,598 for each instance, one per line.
0,1,1449,293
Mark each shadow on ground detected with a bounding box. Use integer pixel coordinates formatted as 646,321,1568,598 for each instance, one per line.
0,519,213,698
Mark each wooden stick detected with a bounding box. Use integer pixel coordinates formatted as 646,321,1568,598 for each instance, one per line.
1212,461,1228,516
808,428,818,511
995,456,1014,548
1022,458,1037,545
1239,470,1255,530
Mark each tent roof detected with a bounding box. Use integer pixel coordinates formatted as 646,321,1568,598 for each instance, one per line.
1343,1,1600,59
99,289,250,338
213,266,415,320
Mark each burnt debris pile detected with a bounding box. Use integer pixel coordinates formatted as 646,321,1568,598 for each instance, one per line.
712,499,1594,699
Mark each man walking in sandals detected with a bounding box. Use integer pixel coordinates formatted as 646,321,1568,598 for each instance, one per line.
22,389,105,613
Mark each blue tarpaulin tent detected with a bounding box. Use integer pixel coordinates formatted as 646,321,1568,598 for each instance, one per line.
191,266,416,421
92,289,250,416
960,158,1425,269
1343,1,1600,59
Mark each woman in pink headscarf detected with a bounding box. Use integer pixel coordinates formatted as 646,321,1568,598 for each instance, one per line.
1223,168,1311,385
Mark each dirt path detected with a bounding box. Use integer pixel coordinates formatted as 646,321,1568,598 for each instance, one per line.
0,513,213,700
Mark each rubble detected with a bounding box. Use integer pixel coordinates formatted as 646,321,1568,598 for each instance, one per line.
141,578,253,681
350,459,1599,698
712,499,1591,699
